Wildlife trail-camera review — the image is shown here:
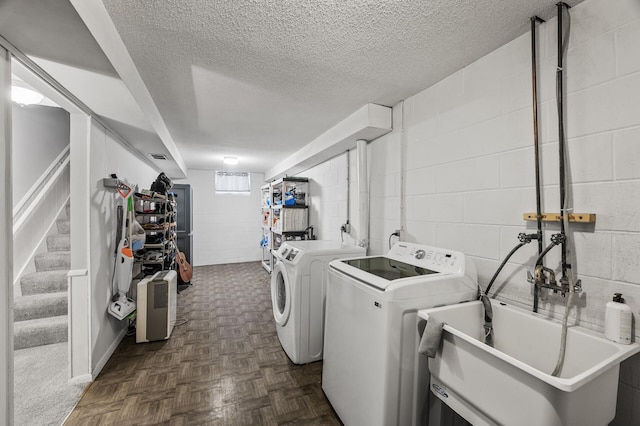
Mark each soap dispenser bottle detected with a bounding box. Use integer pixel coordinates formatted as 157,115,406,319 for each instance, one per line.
605,293,632,344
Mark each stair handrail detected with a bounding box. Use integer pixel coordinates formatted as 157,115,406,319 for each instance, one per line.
13,145,70,234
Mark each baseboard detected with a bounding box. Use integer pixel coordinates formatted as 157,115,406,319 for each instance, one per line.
91,327,126,379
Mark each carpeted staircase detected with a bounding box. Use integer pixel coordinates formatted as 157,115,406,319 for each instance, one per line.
14,205,70,350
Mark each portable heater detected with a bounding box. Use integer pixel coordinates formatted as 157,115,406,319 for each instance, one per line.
136,270,177,343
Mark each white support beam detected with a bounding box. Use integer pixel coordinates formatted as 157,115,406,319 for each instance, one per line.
69,0,187,178
265,103,392,181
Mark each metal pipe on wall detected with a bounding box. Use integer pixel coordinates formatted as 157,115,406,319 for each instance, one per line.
356,139,369,250
530,15,545,313
557,1,571,286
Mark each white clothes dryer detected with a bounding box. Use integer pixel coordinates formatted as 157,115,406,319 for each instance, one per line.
271,240,365,364
322,242,477,426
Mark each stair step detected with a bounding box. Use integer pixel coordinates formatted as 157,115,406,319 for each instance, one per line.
34,252,70,272
46,234,71,252
20,270,68,295
13,316,68,350
56,218,70,234
14,292,68,321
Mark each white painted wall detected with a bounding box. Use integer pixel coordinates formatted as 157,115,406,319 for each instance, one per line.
11,105,69,206
301,153,356,245
175,170,263,266
296,0,640,421
364,0,640,422
88,119,158,372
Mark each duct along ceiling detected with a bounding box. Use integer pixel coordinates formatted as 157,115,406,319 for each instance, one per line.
0,0,584,178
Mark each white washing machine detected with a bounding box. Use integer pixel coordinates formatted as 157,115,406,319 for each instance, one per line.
322,242,477,426
271,240,365,364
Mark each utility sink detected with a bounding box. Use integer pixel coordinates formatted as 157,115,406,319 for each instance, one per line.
418,300,640,426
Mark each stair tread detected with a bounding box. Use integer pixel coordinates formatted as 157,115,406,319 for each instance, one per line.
13,316,68,349
34,251,71,272
21,270,69,295
46,234,71,251
56,218,71,234
14,315,68,328
14,293,68,322
35,250,71,257
15,291,67,304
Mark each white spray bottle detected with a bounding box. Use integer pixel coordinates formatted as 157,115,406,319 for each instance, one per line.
605,293,632,344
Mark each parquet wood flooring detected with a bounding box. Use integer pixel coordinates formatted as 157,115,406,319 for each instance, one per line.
64,262,341,426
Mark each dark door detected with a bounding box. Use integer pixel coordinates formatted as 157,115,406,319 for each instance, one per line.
172,184,193,268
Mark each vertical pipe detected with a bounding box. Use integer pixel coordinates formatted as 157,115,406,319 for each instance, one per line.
531,15,544,313
356,139,369,250
557,2,569,282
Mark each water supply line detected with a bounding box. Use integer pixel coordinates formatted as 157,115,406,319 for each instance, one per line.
552,1,575,377
356,139,369,250
530,15,545,313
480,233,536,346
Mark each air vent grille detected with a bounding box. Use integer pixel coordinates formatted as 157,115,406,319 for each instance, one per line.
149,153,167,160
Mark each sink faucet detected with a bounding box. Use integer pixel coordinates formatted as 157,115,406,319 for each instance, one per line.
528,263,582,296
535,265,556,288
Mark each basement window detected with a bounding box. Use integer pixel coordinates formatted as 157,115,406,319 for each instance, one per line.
215,171,251,193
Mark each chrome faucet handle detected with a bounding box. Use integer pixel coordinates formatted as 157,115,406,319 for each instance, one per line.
527,270,535,284
573,279,582,293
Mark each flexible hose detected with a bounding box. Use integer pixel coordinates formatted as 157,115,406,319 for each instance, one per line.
481,240,530,346
551,2,574,378
484,242,528,296
552,292,573,376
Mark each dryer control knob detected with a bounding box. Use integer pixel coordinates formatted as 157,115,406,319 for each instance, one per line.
415,249,426,259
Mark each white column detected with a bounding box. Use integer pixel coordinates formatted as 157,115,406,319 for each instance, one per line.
356,139,369,250
68,113,92,379
0,47,14,426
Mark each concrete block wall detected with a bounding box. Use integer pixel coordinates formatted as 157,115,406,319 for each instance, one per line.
302,153,355,244
365,0,640,423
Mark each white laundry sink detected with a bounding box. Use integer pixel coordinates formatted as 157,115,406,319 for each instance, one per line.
418,300,640,426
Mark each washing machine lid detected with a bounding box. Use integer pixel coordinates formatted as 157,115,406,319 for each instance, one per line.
277,240,365,266
329,242,476,292
341,257,439,281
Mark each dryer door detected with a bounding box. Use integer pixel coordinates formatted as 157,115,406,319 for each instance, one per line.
271,261,291,326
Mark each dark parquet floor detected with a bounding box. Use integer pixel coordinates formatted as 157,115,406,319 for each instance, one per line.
64,262,341,425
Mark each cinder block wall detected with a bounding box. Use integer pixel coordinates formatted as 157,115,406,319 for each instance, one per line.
366,0,640,422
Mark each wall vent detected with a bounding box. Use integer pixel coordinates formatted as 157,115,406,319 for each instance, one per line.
149,153,167,160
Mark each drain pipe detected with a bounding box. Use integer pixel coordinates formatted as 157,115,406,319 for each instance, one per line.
530,15,545,313
356,139,369,250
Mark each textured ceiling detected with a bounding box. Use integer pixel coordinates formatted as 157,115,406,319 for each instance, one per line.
101,0,582,173
2,0,585,176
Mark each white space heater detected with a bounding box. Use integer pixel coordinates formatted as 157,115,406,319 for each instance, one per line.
136,270,177,343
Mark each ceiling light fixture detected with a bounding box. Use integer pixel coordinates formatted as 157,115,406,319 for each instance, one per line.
223,156,238,165
11,85,44,106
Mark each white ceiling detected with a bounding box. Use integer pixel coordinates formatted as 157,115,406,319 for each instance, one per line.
1,0,584,178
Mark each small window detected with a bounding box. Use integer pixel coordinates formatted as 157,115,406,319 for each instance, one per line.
215,171,251,193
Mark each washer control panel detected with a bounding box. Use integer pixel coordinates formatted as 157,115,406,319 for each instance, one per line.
387,242,463,273
278,246,299,262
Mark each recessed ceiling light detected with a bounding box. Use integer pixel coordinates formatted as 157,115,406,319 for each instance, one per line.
11,86,44,106
223,156,238,165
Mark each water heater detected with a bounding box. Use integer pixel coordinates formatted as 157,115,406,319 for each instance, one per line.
136,270,177,343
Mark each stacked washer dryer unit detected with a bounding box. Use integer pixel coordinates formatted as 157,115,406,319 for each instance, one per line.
271,240,366,364
322,242,477,426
